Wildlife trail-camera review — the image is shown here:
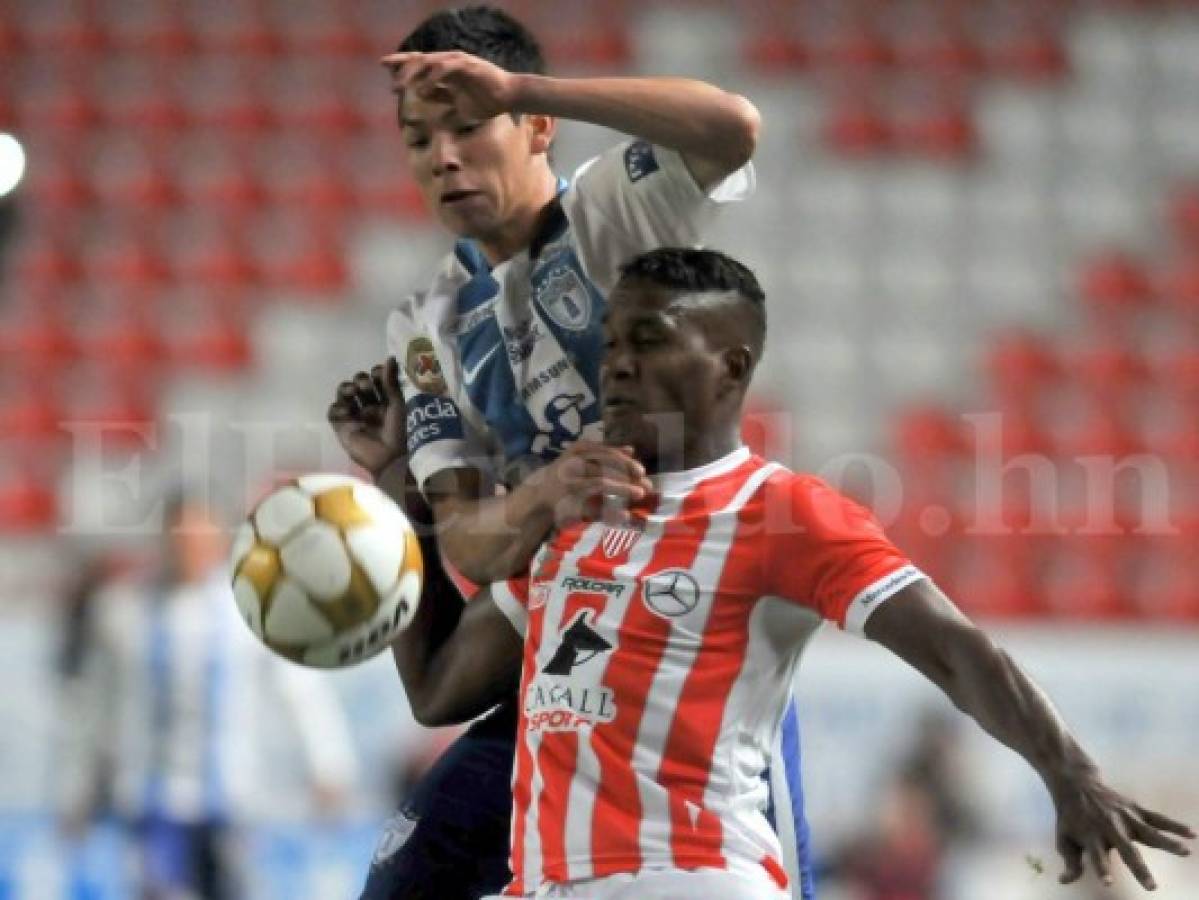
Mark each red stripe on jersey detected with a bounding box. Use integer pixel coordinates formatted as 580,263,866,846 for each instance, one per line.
762,852,790,889
659,482,769,870
591,457,763,875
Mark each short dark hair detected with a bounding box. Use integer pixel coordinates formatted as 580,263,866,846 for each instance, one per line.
618,247,767,357
398,6,547,75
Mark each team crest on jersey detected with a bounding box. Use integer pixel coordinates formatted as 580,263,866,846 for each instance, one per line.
534,263,591,332
601,526,640,559
372,805,419,864
641,568,701,618
528,580,551,611
404,337,446,395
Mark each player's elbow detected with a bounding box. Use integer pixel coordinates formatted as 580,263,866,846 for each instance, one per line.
409,692,460,729
722,94,761,168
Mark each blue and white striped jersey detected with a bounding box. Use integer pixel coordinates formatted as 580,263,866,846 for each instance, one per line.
386,140,755,490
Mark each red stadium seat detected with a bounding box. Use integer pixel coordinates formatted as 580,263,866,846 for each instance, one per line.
1040,544,1128,620
1042,390,1138,458
1077,250,1154,318
1,312,80,372
10,231,84,289
892,405,966,465
16,78,102,134
77,315,167,375
170,225,260,290
85,232,172,290
166,316,252,373
894,98,977,161
893,23,983,80
1156,256,1199,316
1128,545,1199,621
65,374,159,449
0,467,58,533
822,94,893,158
984,25,1067,81
1056,337,1148,398
947,536,1043,618
984,329,1059,402
810,24,894,73
743,31,809,74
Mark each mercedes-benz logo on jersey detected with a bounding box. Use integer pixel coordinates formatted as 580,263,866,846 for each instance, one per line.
534,263,591,332
530,392,585,457
642,569,701,618
543,609,612,676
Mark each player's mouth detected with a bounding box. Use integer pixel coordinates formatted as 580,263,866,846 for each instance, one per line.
603,396,638,412
440,189,483,206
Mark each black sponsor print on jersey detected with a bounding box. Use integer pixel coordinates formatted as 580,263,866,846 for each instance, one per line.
542,609,612,676
624,140,660,183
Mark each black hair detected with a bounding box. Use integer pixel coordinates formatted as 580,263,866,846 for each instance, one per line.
617,247,767,358
398,6,547,75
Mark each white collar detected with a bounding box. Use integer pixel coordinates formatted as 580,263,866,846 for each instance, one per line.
650,446,751,494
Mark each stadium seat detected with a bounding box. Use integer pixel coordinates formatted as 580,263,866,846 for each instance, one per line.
84,232,172,290
1157,255,1199,315
0,466,58,533
947,536,1043,619
984,27,1068,80
893,97,977,161
1128,545,1199,621
983,329,1059,402
1056,336,1148,398
9,231,84,289
743,30,808,74
2,312,80,372
1040,544,1128,620
892,405,967,465
1076,250,1154,318
822,94,893,157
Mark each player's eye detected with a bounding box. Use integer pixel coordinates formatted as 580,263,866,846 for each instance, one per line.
456,123,480,136
407,136,430,149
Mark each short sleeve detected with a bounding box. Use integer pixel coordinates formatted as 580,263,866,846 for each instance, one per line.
490,576,530,638
561,141,756,295
764,473,926,634
386,300,493,491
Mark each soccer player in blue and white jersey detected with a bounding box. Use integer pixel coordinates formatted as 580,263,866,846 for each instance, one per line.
328,6,812,898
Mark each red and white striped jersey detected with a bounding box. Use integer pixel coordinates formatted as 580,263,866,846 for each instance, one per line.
491,447,926,895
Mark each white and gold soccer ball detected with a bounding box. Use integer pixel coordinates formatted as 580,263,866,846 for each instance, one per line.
230,474,423,669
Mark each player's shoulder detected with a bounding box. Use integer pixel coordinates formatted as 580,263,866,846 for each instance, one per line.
761,466,881,535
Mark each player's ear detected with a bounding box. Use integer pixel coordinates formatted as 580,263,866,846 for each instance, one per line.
525,114,556,156
719,346,754,395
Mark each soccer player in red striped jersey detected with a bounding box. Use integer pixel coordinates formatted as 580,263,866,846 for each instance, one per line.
394,247,1194,898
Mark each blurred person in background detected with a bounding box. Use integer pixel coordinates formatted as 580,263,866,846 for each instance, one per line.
326,5,818,899
55,490,359,900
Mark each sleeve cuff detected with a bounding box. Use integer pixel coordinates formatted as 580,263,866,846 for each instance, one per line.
843,565,927,634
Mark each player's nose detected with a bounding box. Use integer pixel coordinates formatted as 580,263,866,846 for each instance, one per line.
430,132,462,177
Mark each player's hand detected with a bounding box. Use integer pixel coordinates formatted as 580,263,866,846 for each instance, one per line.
381,50,520,120
526,441,654,526
1050,770,1194,890
327,358,407,478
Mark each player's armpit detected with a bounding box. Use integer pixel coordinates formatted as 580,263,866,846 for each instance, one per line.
392,576,522,729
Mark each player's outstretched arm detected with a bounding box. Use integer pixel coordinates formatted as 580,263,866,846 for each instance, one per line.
864,579,1195,891
391,533,522,728
424,442,652,585
383,50,759,190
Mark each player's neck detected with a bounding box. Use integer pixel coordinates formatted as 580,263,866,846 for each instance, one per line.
645,425,744,475
477,171,560,266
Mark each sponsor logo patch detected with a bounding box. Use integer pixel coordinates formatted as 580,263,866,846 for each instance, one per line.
405,394,463,454
524,610,616,733
624,140,660,183
404,337,446,395
561,576,626,597
502,319,542,364
641,568,701,618
372,805,419,865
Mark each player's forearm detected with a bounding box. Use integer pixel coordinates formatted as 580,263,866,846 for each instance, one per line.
390,534,468,726
510,74,759,180
434,485,555,584
933,626,1098,793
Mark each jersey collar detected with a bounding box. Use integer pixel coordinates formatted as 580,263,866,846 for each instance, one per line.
452,177,570,275
650,445,752,494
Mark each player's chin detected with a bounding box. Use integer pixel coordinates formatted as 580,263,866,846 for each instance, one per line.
602,414,651,456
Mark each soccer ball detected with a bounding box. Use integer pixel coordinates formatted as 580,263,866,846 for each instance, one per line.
230,474,423,669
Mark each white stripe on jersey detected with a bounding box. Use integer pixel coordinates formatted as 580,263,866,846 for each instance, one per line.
635,463,784,866
560,497,681,881
523,524,606,886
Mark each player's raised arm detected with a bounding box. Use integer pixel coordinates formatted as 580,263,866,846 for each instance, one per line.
422,442,652,584
863,580,1195,891
382,50,760,191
